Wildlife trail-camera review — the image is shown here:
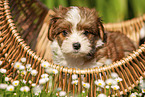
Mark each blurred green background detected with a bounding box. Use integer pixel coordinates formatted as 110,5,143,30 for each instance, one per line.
40,0,145,23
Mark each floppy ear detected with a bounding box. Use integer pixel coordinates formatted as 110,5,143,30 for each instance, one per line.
48,15,59,41
97,17,106,42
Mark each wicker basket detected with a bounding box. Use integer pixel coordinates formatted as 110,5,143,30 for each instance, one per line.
0,0,145,96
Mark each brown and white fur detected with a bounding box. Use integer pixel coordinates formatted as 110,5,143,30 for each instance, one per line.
48,6,137,69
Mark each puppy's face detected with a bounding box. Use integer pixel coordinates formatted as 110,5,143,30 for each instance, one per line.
48,6,105,59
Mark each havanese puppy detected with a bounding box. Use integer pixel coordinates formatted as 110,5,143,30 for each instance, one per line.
48,6,137,69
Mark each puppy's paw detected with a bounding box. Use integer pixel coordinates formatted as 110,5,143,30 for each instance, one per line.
105,59,112,65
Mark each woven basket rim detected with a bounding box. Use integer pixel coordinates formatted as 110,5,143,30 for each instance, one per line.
3,0,145,74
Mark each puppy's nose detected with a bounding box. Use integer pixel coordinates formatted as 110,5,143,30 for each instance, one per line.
73,42,81,50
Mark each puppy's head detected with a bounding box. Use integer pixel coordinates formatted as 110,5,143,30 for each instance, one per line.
48,6,105,59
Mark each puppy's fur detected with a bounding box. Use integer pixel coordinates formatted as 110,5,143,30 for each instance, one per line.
48,6,137,69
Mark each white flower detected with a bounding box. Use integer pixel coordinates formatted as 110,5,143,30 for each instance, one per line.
59,91,66,96
32,85,42,94
82,90,85,93
111,85,120,90
44,78,49,82
6,85,14,91
12,80,19,86
105,85,110,89
22,79,26,84
94,79,105,88
45,68,58,74
39,78,47,84
72,74,78,80
111,72,118,79
32,83,36,87
35,93,39,96
41,62,50,68
30,69,38,76
41,73,49,78
14,62,22,69
29,80,32,84
138,93,142,96
142,89,145,93
115,77,123,83
0,68,6,73
97,93,107,97
21,57,26,63
71,80,78,85
21,70,26,75
5,77,10,82
0,84,8,89
106,78,117,86
27,67,32,72
26,64,31,69
20,86,30,92
130,93,137,97
0,61,3,65
52,69,58,74
45,68,53,73
82,82,90,89
19,65,25,70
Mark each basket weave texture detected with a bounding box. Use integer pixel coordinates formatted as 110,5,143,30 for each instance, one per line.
0,0,145,96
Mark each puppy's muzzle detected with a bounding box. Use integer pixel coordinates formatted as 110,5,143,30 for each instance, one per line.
73,42,81,50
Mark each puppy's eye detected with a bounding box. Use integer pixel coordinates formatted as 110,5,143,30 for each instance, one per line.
83,31,90,36
62,30,68,37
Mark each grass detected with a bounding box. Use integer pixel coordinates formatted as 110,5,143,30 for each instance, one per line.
0,58,145,97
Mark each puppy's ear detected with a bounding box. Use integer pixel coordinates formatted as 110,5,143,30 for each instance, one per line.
48,15,59,41
48,6,69,41
97,17,106,42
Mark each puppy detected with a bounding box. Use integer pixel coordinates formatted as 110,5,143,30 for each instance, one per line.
48,6,137,69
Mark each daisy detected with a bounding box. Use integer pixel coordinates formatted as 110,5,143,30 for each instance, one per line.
0,68,6,73
12,80,19,86
52,69,58,74
82,82,90,89
94,79,105,88
41,73,49,78
0,84,8,89
106,78,117,86
142,88,145,93
0,61,3,65
41,61,50,68
72,74,78,80
111,72,118,79
21,70,26,75
111,85,120,90
27,67,32,72
22,79,26,84
21,57,26,63
39,78,47,84
71,80,78,85
5,77,10,82
45,68,53,74
97,93,107,97
32,85,42,94
130,93,137,97
14,62,22,69
115,77,123,83
20,86,30,92
6,85,14,91
32,83,36,87
19,65,25,71
26,64,31,69
30,69,38,76
59,91,66,96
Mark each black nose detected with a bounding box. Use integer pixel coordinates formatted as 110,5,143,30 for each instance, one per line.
73,42,81,50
